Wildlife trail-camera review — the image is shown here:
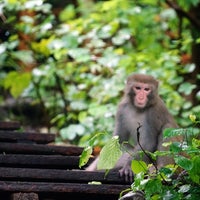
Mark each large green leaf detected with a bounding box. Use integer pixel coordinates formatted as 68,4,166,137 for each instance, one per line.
131,160,148,174
97,136,122,170
174,155,193,171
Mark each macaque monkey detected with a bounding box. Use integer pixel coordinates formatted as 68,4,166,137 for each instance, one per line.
86,73,178,182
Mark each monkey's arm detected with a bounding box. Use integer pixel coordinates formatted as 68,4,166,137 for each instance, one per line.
85,157,99,171
151,102,180,168
112,104,136,182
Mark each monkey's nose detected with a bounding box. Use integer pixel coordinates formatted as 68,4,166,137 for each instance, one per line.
138,93,145,99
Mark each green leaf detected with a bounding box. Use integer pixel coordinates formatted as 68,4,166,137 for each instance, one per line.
60,124,85,140
178,184,190,194
88,104,108,117
131,160,148,174
159,166,174,176
88,181,102,185
163,128,185,138
4,71,31,98
88,132,105,147
174,155,193,171
68,48,91,63
170,142,182,153
59,5,76,21
79,146,93,168
145,179,162,198
189,156,200,184
98,20,119,39
70,101,87,111
178,82,196,95
192,138,200,148
112,29,131,45
97,136,122,170
61,34,79,48
189,114,197,123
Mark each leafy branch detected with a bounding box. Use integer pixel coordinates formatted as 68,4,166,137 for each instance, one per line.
165,0,200,29
136,123,168,184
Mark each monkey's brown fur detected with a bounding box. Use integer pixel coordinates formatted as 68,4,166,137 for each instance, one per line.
87,73,179,182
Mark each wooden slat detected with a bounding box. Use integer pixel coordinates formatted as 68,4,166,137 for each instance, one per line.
11,193,39,200
0,131,55,144
0,142,83,155
0,167,127,184
0,121,21,130
0,155,80,169
0,123,130,199
0,181,129,195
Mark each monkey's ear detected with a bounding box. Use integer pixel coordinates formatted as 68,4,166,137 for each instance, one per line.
152,80,159,92
126,77,132,85
155,80,159,88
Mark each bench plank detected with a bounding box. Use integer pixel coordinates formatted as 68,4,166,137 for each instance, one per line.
0,142,83,155
0,155,80,169
0,181,129,195
0,131,55,144
0,121,21,130
0,167,127,184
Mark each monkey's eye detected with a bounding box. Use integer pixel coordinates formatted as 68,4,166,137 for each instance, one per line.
144,88,150,91
135,86,141,90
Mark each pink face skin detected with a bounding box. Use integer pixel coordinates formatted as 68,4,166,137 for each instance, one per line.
133,83,151,108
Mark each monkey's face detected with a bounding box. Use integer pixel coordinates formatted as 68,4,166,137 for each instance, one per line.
132,82,151,109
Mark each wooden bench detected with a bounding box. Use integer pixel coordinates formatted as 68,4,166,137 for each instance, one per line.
0,121,129,200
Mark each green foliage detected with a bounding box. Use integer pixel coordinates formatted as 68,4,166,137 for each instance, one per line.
131,160,148,174
0,0,199,147
93,115,200,199
79,146,93,168
79,135,122,170
1,1,199,198
79,132,106,168
129,116,200,199
3,71,31,98
97,136,122,170
189,156,200,184
175,155,193,171
176,0,200,10
60,124,85,140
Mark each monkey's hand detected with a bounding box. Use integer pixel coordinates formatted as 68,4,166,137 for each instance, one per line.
118,160,134,183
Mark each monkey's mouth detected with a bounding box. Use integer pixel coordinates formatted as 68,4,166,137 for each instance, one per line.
135,100,146,107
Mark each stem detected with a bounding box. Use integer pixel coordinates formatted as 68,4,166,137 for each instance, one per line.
136,123,169,184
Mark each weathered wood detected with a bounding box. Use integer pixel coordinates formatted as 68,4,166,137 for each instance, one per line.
0,181,129,195
0,121,129,200
0,167,127,184
0,121,21,130
0,142,83,155
0,155,80,169
0,131,55,144
11,192,39,200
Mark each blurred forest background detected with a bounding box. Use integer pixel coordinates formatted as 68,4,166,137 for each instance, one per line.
0,0,200,146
